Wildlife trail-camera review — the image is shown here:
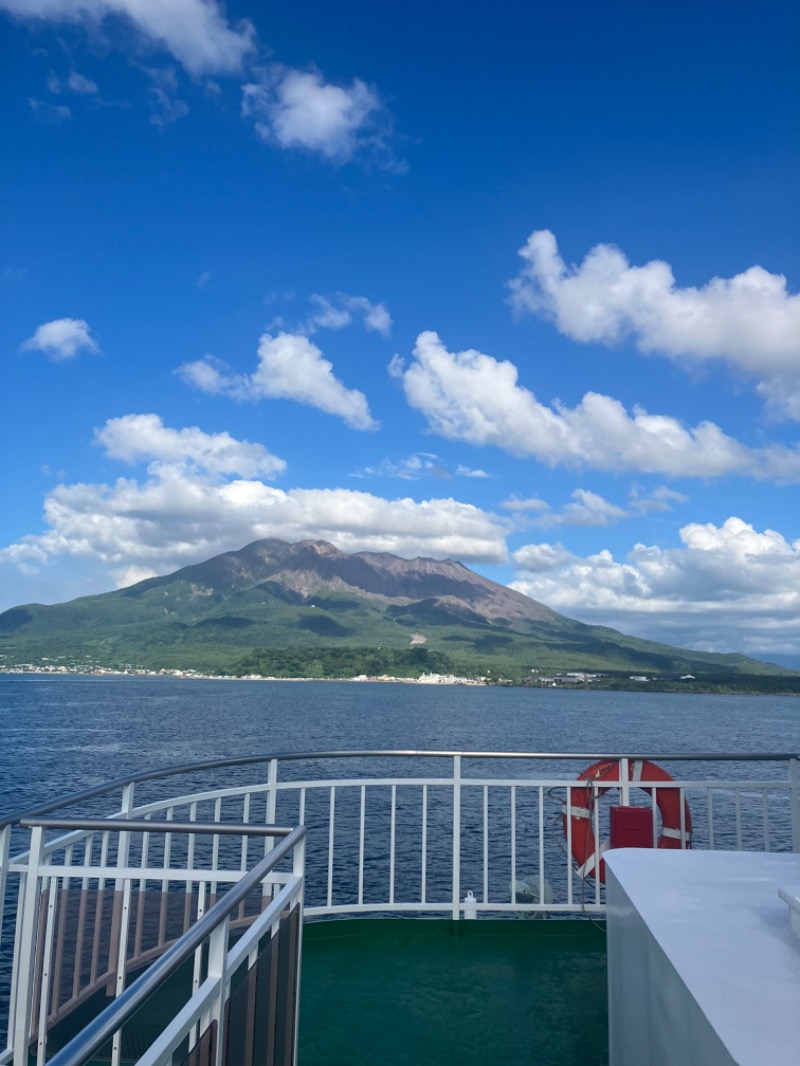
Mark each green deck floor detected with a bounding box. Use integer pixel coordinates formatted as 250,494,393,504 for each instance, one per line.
299,919,608,1066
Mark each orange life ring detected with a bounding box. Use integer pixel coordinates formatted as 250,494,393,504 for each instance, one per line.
562,759,692,883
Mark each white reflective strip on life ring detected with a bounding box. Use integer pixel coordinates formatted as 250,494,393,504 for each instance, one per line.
576,839,609,879
632,759,643,782
660,826,692,842
563,805,592,820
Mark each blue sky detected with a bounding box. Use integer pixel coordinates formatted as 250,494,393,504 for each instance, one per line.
1,0,798,663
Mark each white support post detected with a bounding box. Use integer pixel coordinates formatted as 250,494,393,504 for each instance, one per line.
790,759,800,853
206,918,228,1066
291,834,306,1066
263,759,278,901
619,757,630,807
452,756,461,920
110,782,135,1066
13,826,45,1066
35,877,58,1066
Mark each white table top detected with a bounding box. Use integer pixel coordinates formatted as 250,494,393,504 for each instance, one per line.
605,849,800,1066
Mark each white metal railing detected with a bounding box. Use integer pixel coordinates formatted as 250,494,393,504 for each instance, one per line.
0,750,798,1063
1,817,305,1066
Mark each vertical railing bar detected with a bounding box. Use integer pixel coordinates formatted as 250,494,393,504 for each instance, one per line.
71,835,93,1000
207,918,228,1066
651,788,658,847
35,875,58,1066
291,835,306,1066
0,825,9,964
182,804,195,935
389,785,396,906
299,788,306,826
89,831,109,986
238,793,251,922
707,789,715,850
50,843,72,1018
327,787,336,910
12,824,45,1066
7,871,28,1043
566,786,573,906
789,758,800,853
187,881,207,1054
210,798,221,902
763,789,771,852
482,785,489,905
679,787,686,851
110,783,136,1066
593,780,601,905
452,756,461,920
358,786,365,906
510,785,516,902
0,825,10,1050
735,789,743,850
134,827,149,958
421,785,428,906
158,809,174,950
538,786,545,905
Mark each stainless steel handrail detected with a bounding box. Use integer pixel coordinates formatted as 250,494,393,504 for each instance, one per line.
2,749,798,828
42,824,306,1066
20,817,296,837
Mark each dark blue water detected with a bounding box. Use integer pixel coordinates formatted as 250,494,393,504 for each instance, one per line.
1,674,799,819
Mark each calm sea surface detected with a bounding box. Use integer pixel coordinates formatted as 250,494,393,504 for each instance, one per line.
1,674,799,818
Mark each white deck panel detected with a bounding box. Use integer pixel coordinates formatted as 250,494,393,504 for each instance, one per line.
605,849,800,1066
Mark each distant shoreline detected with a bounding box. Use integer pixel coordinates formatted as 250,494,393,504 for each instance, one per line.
1,667,798,696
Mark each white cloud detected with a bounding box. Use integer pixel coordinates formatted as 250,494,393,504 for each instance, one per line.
95,414,286,479
242,69,382,161
455,465,490,478
22,318,98,360
0,430,508,588
68,71,98,93
28,97,71,121
535,489,628,529
510,517,800,656
2,0,254,76
628,484,688,515
178,331,378,430
502,496,551,514
144,65,189,127
391,331,800,481
308,293,392,336
508,229,800,416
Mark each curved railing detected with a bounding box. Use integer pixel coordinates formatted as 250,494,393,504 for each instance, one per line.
1,750,799,1065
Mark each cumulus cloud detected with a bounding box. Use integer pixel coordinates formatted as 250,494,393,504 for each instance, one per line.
1,0,254,76
391,331,800,481
510,517,800,657
22,318,98,360
0,429,508,587
508,229,800,416
178,331,377,430
95,414,286,479
242,68,383,162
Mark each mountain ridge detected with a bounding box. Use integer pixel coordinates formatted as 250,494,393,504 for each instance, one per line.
0,537,792,680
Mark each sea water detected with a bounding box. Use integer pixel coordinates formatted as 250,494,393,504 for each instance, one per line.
1,674,799,817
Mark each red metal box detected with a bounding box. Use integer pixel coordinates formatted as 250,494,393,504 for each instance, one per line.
610,805,653,849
